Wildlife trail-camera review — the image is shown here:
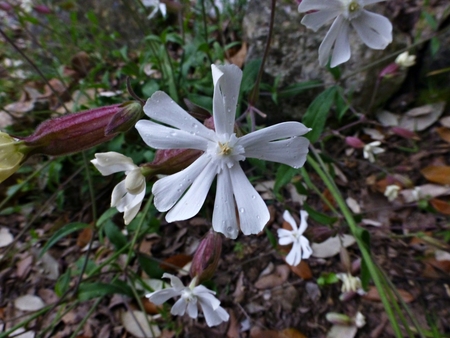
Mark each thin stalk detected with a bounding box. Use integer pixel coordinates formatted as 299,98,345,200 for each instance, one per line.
0,306,52,338
200,0,213,64
82,151,97,221
307,154,403,338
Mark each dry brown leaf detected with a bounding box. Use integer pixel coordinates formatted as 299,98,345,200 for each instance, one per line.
311,235,356,258
16,255,33,279
362,286,415,303
436,127,450,143
160,254,191,272
322,188,336,211
421,165,450,185
228,43,247,68
430,198,450,215
399,102,445,131
289,260,313,280
425,258,450,274
227,310,240,338
279,328,307,338
141,297,161,315
76,227,93,247
250,328,280,338
255,265,290,289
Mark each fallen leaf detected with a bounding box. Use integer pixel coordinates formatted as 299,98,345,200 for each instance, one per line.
0,228,13,247
327,325,358,338
346,197,361,214
430,198,450,215
16,255,33,279
250,328,279,338
160,254,191,272
322,189,336,211
77,227,93,247
376,110,399,127
227,310,240,338
436,127,450,143
312,235,356,258
141,297,161,315
255,265,290,289
39,252,60,280
426,257,450,274
121,310,161,338
279,328,307,338
399,102,445,131
290,260,313,280
440,116,450,128
401,184,450,202
362,286,415,303
435,250,450,262
228,43,247,68
421,166,450,185
9,328,35,338
14,295,46,311
363,128,385,140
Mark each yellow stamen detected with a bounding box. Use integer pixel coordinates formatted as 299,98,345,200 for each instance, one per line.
218,142,232,155
349,1,360,12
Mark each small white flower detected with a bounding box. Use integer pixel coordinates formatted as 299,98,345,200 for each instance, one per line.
363,141,384,163
395,51,416,68
277,210,312,266
336,273,366,295
142,0,167,19
91,152,146,225
146,273,229,327
136,64,310,239
354,311,366,328
298,0,393,67
411,186,421,202
384,184,400,201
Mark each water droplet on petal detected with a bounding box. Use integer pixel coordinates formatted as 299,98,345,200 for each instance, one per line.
226,226,233,233
239,208,245,213
251,195,256,199
170,131,177,136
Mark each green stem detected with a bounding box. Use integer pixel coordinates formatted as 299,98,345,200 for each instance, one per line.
0,306,52,338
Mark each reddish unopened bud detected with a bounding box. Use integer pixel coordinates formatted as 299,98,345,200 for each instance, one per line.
105,101,143,135
379,63,399,79
345,136,365,149
33,5,52,14
391,127,419,140
22,103,136,156
0,2,12,11
190,230,222,283
142,148,202,178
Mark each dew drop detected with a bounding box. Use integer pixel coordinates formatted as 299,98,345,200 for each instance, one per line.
227,108,231,113
179,183,183,187
257,215,261,220
226,226,233,233
239,207,245,213
170,131,177,136
251,195,256,199
177,188,181,192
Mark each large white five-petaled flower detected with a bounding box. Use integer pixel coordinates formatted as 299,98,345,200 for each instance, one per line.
298,0,393,67
135,64,310,239
278,210,312,266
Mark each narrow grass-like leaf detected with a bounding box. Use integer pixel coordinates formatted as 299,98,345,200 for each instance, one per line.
303,203,338,225
274,164,297,195
77,281,132,301
104,220,128,250
40,222,89,258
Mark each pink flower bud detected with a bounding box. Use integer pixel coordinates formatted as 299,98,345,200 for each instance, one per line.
379,63,399,79
190,230,222,283
0,2,12,11
142,148,202,178
345,136,365,149
391,127,419,140
105,101,143,135
22,103,138,156
33,5,52,14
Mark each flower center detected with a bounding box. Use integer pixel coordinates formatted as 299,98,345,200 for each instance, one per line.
218,142,232,156
181,288,195,302
208,133,246,172
348,1,359,12
342,0,362,19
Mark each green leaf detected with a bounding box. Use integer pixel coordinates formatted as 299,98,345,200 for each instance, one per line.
317,272,339,287
274,164,298,195
240,59,261,94
138,254,164,279
265,228,277,248
278,80,323,98
40,222,90,258
104,220,128,250
97,208,118,227
303,204,338,225
354,226,371,289
77,281,132,301
55,270,71,297
302,86,337,143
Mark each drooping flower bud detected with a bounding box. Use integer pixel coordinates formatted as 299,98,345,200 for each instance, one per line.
190,230,223,283
345,136,365,149
141,148,202,178
33,5,52,14
0,2,12,11
105,101,143,135
0,132,29,183
22,102,141,156
391,126,419,140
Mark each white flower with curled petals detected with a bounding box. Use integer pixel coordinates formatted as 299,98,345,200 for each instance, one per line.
363,141,384,163
91,152,146,224
135,64,310,239
142,0,167,19
278,210,312,266
298,0,393,67
146,273,229,327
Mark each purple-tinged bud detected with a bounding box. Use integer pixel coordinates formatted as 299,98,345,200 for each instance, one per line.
33,5,52,14
142,148,202,178
0,2,12,11
391,127,419,140
190,230,222,283
105,101,143,135
21,103,132,156
379,63,399,79
345,136,365,149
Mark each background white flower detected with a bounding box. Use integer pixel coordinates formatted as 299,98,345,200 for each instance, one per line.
363,141,384,163
278,210,312,266
384,184,400,201
91,152,146,224
142,0,167,19
146,273,229,327
298,0,393,67
135,64,311,239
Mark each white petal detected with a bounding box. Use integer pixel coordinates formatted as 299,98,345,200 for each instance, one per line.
165,160,217,222
330,19,351,68
152,154,210,212
91,152,136,175
159,3,167,17
135,120,209,151
111,180,128,210
199,302,229,327
146,288,179,304
300,237,313,259
211,64,242,136
301,9,341,32
298,0,342,12
186,301,198,319
318,16,346,67
351,10,392,50
286,241,302,266
298,210,309,234
278,229,295,245
212,169,239,239
229,165,269,235
240,122,310,146
195,289,221,310
163,273,185,291
143,91,216,141
123,187,146,225
171,298,187,316
282,210,298,231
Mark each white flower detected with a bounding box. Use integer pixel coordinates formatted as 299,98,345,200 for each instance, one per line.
298,0,393,67
135,64,310,239
91,152,146,225
146,273,229,327
142,0,167,19
277,210,312,266
336,273,366,295
395,51,416,68
354,312,366,328
384,184,400,201
363,141,384,163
